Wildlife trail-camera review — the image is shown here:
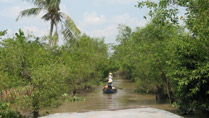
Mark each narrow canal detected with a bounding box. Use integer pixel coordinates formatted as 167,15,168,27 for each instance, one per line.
44,78,176,115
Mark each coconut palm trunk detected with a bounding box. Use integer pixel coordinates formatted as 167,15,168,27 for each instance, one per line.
53,18,59,47
49,19,54,47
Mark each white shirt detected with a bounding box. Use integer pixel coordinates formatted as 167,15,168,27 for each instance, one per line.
108,75,113,82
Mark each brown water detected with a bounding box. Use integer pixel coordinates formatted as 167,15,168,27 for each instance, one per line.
46,78,176,114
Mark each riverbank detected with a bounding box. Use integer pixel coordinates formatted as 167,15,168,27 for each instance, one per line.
41,107,181,118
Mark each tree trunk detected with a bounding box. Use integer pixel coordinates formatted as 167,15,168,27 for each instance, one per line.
49,19,54,47
157,59,173,104
32,97,40,118
156,85,164,102
161,71,173,104
33,110,39,118
53,19,58,47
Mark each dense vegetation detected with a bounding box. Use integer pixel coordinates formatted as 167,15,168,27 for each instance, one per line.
0,0,208,117
112,0,209,115
0,30,109,117
1,0,110,117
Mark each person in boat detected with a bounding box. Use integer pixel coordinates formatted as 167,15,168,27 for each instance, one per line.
108,72,113,89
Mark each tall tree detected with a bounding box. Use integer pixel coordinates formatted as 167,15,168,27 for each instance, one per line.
137,0,209,114
17,0,80,47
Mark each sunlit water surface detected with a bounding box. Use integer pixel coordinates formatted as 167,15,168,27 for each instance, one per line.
43,79,176,115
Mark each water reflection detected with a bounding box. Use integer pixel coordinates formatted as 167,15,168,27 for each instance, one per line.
45,79,174,114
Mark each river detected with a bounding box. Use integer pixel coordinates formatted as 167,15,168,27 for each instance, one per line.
42,78,177,115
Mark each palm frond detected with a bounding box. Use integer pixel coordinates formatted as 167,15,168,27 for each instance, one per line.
61,22,73,40
55,12,63,23
16,8,42,21
42,13,51,21
49,0,61,10
61,12,81,40
25,0,46,8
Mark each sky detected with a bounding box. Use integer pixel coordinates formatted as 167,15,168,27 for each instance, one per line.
0,0,151,44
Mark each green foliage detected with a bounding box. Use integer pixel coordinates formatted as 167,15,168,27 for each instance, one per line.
113,18,180,90
137,0,179,24
0,30,108,117
0,102,23,118
66,95,85,102
168,36,209,114
102,59,120,78
174,0,208,40
138,0,209,114
111,0,209,115
59,35,108,91
0,30,7,38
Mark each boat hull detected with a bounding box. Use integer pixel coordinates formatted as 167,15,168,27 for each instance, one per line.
103,88,117,94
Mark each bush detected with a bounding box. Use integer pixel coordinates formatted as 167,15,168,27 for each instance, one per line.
0,102,23,118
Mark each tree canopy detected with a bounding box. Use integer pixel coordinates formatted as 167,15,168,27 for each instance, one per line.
111,0,209,115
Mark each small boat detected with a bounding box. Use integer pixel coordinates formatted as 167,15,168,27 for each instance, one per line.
103,86,117,94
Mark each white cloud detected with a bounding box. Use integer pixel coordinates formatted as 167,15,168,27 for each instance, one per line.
1,0,147,45
79,12,148,44
86,25,117,44
0,6,22,18
0,2,35,19
88,25,117,37
80,12,106,26
79,12,146,31
0,3,50,36
22,26,48,37
111,13,147,28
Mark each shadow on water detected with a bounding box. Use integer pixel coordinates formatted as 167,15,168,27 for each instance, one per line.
45,78,176,114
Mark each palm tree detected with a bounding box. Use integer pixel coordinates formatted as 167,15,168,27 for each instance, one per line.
17,0,80,47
